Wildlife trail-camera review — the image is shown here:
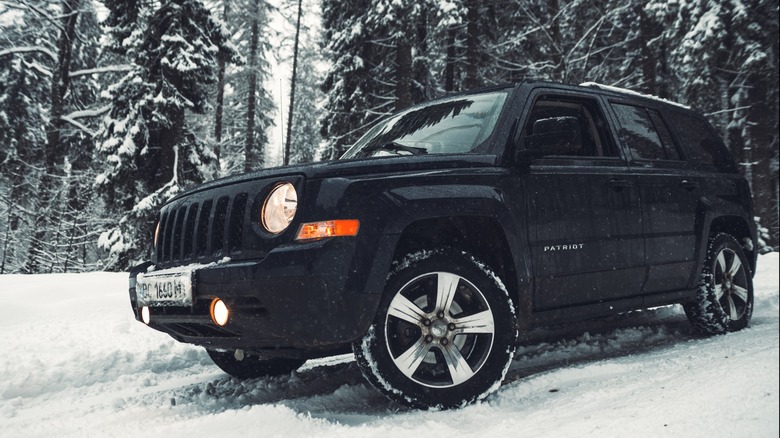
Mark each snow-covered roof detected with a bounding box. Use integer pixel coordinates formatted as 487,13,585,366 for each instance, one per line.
580,82,691,110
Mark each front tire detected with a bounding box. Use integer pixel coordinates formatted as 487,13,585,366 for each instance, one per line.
684,233,754,335
206,349,305,379
354,249,518,409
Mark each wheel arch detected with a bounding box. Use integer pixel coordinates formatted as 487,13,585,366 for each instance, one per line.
389,215,528,324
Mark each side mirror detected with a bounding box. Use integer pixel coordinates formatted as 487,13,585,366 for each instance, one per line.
517,116,583,161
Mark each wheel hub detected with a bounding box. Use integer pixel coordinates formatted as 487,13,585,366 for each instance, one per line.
430,319,448,338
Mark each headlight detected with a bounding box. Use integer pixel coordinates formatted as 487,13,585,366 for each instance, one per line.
262,182,297,234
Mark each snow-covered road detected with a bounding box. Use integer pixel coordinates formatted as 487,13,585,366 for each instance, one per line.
1,254,777,438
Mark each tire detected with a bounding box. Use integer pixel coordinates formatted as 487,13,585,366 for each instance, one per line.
353,248,518,409
206,349,305,379
684,233,754,335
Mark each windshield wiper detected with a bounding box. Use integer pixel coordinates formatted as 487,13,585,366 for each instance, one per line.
361,141,428,156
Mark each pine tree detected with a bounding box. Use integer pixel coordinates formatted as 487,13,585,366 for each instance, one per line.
96,0,236,270
662,0,779,247
320,0,379,158
210,0,274,174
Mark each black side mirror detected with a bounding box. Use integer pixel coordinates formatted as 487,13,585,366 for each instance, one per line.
518,116,583,161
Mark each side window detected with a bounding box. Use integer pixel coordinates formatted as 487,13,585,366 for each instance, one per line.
669,112,735,171
611,103,679,161
647,110,681,160
523,95,616,157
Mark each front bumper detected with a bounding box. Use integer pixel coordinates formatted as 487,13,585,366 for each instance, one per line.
129,237,380,354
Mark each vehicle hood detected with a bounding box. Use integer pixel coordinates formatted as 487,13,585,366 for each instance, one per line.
168,154,498,202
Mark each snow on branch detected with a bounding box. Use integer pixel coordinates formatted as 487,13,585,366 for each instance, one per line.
23,59,52,77
61,115,97,137
69,65,133,79
63,105,111,119
0,46,58,62
705,106,753,116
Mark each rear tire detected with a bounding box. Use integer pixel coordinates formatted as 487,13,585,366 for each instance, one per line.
206,349,305,379
684,233,754,335
354,248,517,409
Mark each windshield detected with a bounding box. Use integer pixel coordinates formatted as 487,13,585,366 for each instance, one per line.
340,90,509,159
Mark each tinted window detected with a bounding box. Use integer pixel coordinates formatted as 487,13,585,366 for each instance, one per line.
523,96,616,157
669,112,735,171
611,103,673,160
648,110,681,160
341,91,508,159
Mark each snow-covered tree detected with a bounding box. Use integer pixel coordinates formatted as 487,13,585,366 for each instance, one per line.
288,42,324,165
96,0,236,270
1,0,108,273
657,0,779,247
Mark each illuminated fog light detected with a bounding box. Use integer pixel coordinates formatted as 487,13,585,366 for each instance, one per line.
141,306,151,325
210,298,230,326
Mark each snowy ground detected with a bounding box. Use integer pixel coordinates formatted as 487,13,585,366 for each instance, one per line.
1,254,777,438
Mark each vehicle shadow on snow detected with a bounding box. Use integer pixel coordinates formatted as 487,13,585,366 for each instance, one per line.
173,305,747,422
174,360,398,416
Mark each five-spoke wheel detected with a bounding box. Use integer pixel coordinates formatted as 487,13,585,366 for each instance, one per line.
712,247,750,321
685,233,754,335
385,272,496,388
354,249,517,409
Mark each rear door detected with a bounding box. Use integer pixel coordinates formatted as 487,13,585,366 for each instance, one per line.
606,101,699,295
517,88,646,310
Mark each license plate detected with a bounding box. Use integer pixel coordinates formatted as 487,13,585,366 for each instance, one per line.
136,269,193,306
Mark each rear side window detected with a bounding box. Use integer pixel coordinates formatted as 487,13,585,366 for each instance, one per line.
669,112,736,171
611,103,680,161
647,110,681,160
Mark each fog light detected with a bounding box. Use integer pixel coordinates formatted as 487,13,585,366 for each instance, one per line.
210,298,229,326
141,306,151,325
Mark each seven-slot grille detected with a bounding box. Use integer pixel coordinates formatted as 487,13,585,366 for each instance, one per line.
156,192,249,264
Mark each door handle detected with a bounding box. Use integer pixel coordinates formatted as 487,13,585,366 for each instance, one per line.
680,180,699,190
607,179,632,190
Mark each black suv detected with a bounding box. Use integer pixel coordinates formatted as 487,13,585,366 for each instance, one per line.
129,81,757,409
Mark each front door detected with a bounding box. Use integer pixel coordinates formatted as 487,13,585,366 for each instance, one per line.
518,90,646,310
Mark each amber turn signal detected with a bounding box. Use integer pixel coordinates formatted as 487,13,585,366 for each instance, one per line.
295,220,360,241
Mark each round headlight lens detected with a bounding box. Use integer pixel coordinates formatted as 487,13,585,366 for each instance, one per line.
262,182,297,234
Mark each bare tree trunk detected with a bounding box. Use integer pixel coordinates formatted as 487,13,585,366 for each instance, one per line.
445,26,457,92
464,0,479,89
284,0,303,165
548,0,565,81
214,0,230,175
636,4,658,96
245,0,259,172
1,196,12,274
395,39,413,110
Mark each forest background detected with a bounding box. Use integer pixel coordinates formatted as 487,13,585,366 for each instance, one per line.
0,0,777,274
